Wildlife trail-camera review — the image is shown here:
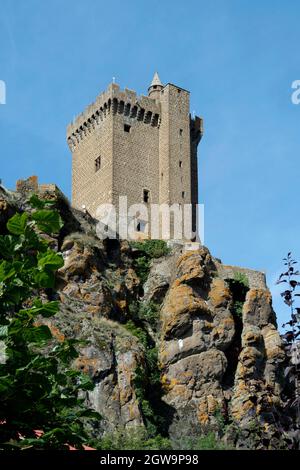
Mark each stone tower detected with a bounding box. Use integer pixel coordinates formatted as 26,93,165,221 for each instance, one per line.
67,74,203,239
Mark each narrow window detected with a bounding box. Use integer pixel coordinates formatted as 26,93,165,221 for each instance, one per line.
179,160,182,168
179,129,183,136
124,124,131,133
182,191,185,199
136,221,146,233
143,189,150,203
95,156,101,172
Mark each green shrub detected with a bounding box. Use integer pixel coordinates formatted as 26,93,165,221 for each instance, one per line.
129,300,160,330
0,196,100,449
98,427,172,450
191,432,229,450
175,432,230,450
232,300,244,318
132,255,150,284
227,272,249,319
124,320,148,348
131,240,170,259
130,240,170,284
125,304,166,437
233,271,249,288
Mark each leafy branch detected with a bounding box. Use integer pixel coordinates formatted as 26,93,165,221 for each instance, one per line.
0,195,100,449
277,252,300,438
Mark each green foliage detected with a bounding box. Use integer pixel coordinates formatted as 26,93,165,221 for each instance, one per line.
131,240,170,259
213,408,227,433
132,255,150,285
0,196,100,449
97,428,231,450
227,273,249,319
177,432,229,450
97,427,172,450
124,297,167,437
6,213,29,235
231,300,244,318
124,320,148,348
28,194,56,210
130,240,170,284
233,271,249,288
129,300,160,331
133,344,167,437
31,210,63,235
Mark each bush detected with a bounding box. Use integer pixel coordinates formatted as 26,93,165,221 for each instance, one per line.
124,320,148,348
130,240,170,284
174,432,230,450
0,196,100,449
129,300,160,331
98,427,172,450
226,272,249,319
132,255,150,285
125,302,167,437
131,240,170,259
233,271,249,288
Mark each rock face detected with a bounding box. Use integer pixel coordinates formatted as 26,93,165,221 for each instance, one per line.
230,289,284,432
0,185,287,448
157,249,285,446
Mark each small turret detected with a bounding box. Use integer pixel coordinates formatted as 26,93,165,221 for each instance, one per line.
148,72,163,100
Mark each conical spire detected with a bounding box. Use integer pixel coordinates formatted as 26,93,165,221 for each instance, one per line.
150,72,163,88
148,72,163,98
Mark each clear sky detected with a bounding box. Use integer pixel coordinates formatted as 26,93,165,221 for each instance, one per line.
0,0,299,327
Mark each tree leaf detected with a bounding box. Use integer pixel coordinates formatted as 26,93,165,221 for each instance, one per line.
19,301,60,318
37,251,64,271
34,270,55,288
7,212,28,235
0,235,15,259
23,325,52,344
28,194,56,210
31,210,63,234
0,325,8,338
0,261,16,283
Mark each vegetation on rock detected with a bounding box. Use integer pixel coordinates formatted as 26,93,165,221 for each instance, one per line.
227,272,249,319
130,240,170,284
1,186,299,450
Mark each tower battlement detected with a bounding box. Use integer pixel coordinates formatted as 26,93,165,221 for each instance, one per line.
67,83,161,151
67,74,203,239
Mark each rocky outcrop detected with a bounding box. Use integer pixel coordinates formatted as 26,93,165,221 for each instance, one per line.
158,248,234,437
0,185,288,448
155,248,285,446
0,187,16,234
230,289,285,445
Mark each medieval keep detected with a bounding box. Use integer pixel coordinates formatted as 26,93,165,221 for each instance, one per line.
67,73,203,239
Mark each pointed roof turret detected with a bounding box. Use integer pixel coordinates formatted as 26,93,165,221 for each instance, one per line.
148,72,164,99
150,72,163,88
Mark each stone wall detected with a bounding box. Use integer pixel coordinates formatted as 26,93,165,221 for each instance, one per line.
67,80,203,239
216,262,267,289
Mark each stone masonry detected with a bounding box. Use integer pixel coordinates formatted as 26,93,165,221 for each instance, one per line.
67,74,203,239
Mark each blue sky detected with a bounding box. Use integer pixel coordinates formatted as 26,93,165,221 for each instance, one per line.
0,0,299,327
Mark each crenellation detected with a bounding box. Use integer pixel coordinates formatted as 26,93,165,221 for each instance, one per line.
67,82,161,150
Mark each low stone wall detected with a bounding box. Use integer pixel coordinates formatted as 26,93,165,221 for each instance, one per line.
216,262,267,289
